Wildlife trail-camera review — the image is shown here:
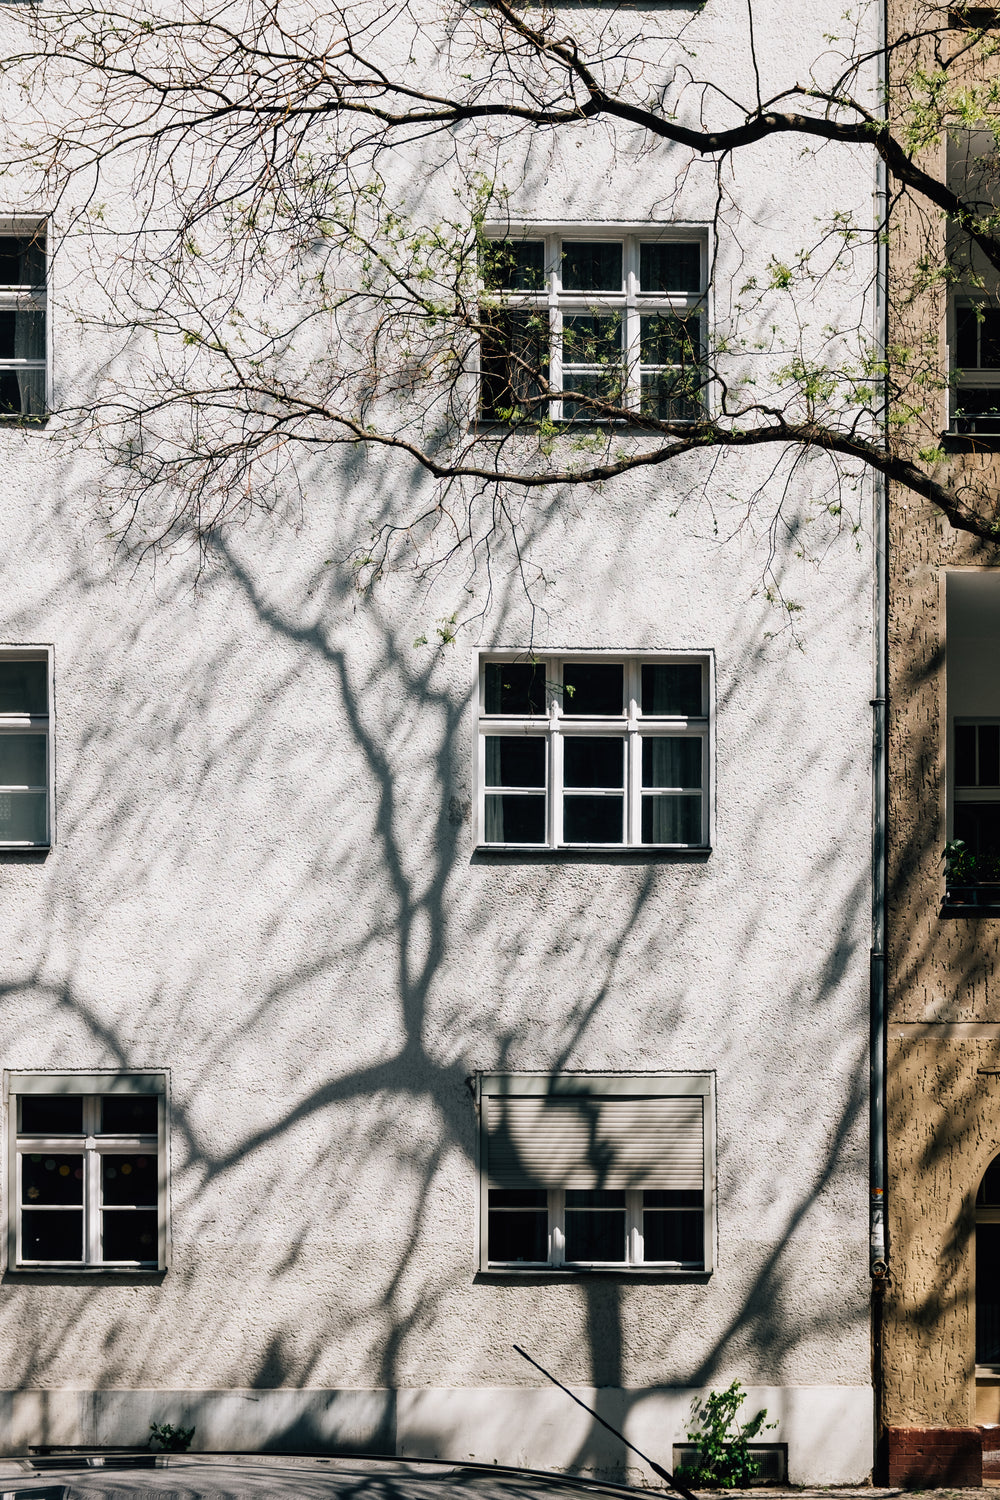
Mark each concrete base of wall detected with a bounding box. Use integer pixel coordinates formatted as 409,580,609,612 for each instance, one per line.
886,1426,984,1487
0,1385,873,1486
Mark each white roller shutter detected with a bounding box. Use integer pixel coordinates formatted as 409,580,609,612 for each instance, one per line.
485,1092,703,1191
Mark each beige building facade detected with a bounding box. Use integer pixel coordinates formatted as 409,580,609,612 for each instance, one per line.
883,3,1000,1482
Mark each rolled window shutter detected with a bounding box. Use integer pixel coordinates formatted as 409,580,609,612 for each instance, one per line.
485,1094,703,1191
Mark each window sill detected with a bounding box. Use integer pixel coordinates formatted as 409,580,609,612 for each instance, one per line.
476,1266,711,1281
4,1266,165,1281
942,431,1000,452
474,844,710,862
944,885,1000,914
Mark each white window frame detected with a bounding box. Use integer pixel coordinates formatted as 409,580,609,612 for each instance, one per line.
476,1072,715,1275
475,651,713,850
479,223,710,423
0,646,52,849
6,1072,168,1272
0,223,47,423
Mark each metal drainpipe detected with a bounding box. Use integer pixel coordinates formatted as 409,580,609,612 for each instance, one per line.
870,0,890,1475
870,0,889,1288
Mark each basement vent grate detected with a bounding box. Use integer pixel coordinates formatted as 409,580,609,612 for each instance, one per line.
672,1444,788,1484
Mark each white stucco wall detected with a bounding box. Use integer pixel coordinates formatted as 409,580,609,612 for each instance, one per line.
0,0,877,1483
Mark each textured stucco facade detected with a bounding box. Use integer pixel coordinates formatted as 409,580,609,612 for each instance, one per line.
0,0,877,1483
881,0,1000,1471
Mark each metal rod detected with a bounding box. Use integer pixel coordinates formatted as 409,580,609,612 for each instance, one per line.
512,1345,700,1500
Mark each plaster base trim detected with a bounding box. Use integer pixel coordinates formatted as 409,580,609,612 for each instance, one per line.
0,1384,873,1486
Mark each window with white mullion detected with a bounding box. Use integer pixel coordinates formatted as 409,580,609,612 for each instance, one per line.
478,654,710,850
0,651,51,847
481,1076,713,1272
0,231,47,422
12,1082,164,1269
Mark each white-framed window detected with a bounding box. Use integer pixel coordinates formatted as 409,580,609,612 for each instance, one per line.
6,1073,167,1271
479,228,708,423
0,229,46,423
476,653,711,850
950,299,1000,433
478,1073,714,1273
0,648,51,848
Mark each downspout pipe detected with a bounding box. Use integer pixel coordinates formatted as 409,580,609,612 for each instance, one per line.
870,0,889,1290
870,0,890,1475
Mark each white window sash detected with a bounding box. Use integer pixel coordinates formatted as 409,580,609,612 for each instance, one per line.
477,1073,715,1273
482,230,707,423
0,647,52,847
477,654,711,849
7,1075,168,1271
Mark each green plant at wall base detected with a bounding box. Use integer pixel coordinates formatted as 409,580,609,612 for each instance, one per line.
148,1422,195,1452
675,1381,775,1488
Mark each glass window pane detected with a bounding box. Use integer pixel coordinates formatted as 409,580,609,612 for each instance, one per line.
485,736,545,788
102,1208,158,1262
0,307,45,362
22,1153,84,1205
957,305,979,368
981,724,1000,786
955,802,1000,857
979,1222,1000,1362
564,737,624,789
0,791,47,842
0,660,46,715
101,1096,158,1135
641,664,703,716
102,1154,157,1207
484,662,546,716
484,793,545,844
956,723,977,786
642,794,702,845
562,313,622,367
561,242,622,292
482,240,545,292
480,309,549,422
642,737,702,789
563,795,624,844
20,1096,83,1134
488,1206,548,1263
0,367,45,420
0,733,46,785
565,1205,626,1262
643,1208,703,1263
639,370,703,422
644,1189,703,1208
566,1190,626,1207
979,1161,1000,1206
640,242,701,293
489,1190,548,1207
640,313,700,366
562,663,623,716
21,1209,82,1261
983,309,1000,368
562,371,624,420
954,388,1000,434
0,236,44,287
